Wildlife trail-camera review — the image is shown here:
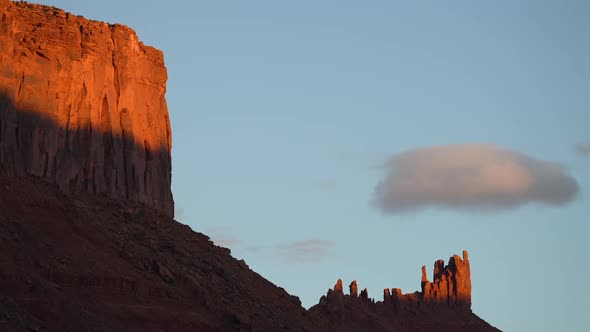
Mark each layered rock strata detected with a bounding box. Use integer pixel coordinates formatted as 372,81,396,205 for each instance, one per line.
0,0,173,216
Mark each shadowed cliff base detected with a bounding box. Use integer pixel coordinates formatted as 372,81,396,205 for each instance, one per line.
0,92,173,216
0,175,320,331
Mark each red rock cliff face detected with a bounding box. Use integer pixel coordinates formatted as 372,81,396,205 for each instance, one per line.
0,0,173,216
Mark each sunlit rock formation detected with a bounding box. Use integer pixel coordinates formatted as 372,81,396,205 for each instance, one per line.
349,280,358,297
310,250,499,331
0,0,173,216
421,250,472,309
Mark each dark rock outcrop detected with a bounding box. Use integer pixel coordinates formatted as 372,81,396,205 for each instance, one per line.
0,0,173,216
360,288,369,302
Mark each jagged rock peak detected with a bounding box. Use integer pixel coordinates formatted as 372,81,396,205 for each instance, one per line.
310,251,499,331
0,0,174,216
333,279,343,293
321,251,473,310
360,288,369,302
383,288,391,303
422,250,472,308
349,280,358,297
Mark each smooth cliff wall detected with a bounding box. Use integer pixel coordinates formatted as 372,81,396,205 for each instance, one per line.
0,0,173,216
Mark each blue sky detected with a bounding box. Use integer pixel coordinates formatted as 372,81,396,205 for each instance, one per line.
39,1,589,330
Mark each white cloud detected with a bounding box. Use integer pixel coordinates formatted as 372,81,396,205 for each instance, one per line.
274,239,336,263
373,144,579,213
206,226,241,248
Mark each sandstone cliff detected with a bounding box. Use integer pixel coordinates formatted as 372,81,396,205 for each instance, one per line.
0,0,173,216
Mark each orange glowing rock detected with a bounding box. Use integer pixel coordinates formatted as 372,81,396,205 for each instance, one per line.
0,0,173,216
419,250,472,308
333,279,343,293
383,288,391,303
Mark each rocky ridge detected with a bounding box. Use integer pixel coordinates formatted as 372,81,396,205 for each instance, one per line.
319,250,471,309
309,251,498,332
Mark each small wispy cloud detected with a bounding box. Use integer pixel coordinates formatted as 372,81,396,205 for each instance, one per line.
212,235,241,247
575,142,590,157
274,239,336,263
203,227,335,263
373,144,580,214
206,226,241,248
